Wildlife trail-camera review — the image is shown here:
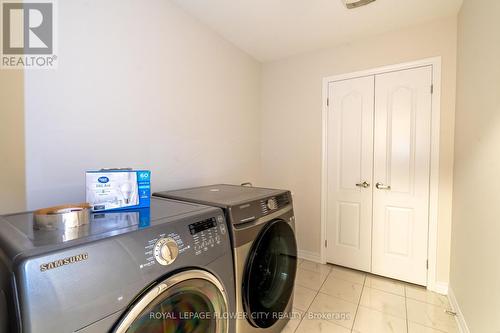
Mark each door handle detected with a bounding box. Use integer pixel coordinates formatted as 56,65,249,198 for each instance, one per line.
355,181,370,188
376,182,391,190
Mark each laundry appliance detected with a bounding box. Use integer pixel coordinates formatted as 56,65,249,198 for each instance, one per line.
154,184,298,333
0,197,235,333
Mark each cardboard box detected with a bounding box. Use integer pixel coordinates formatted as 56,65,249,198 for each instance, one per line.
86,169,151,212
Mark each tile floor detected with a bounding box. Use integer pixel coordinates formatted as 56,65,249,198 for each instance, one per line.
282,259,459,333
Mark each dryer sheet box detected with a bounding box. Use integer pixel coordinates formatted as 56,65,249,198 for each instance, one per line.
86,169,151,212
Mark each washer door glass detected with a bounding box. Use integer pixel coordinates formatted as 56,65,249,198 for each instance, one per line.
114,272,228,333
243,219,298,328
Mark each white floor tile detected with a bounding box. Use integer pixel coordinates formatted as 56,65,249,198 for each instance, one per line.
405,285,450,309
300,260,332,275
295,316,351,333
294,268,457,333
281,308,304,333
407,299,459,333
321,275,363,304
281,320,299,333
293,284,317,311
359,287,407,319
353,306,407,333
330,265,366,285
408,321,452,333
364,275,405,296
308,292,357,329
295,267,329,291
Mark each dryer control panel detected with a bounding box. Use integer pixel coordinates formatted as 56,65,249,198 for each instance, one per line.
230,191,293,225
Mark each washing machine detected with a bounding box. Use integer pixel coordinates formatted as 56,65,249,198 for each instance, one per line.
154,184,298,333
0,197,235,333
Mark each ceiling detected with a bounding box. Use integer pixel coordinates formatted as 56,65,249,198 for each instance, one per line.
171,0,463,62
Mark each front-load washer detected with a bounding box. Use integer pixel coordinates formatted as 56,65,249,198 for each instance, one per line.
0,197,235,333
154,184,298,333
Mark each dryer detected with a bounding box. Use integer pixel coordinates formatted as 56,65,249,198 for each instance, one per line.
0,197,235,333
154,184,298,333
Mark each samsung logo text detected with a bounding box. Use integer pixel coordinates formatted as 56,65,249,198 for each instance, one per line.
40,253,89,272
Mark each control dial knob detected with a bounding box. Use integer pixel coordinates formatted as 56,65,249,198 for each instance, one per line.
266,198,278,210
153,237,179,266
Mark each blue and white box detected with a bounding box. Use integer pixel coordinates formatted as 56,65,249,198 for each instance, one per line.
86,169,151,212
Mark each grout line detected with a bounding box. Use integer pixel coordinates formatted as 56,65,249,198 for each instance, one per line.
294,280,323,293
299,266,332,275
298,266,333,328
361,285,405,297
350,274,366,332
328,274,365,287
314,266,332,297
329,266,367,286
346,300,408,321
406,320,450,333
292,266,330,333
407,296,451,309
293,285,320,333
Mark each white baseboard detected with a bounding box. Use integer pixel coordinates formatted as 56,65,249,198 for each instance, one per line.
297,250,321,263
300,249,453,301
429,281,449,295
448,286,470,333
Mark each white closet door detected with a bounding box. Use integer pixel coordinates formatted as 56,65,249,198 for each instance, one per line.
326,76,374,272
372,66,432,285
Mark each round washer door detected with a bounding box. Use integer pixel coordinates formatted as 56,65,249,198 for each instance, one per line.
243,219,298,328
113,270,228,333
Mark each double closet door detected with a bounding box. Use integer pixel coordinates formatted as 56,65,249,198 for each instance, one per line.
326,66,432,286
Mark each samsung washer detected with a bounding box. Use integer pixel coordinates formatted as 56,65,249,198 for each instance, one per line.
0,197,235,333
154,184,298,333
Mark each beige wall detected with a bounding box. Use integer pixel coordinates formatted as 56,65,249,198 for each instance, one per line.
0,70,26,214
261,17,457,284
22,0,261,209
450,0,500,331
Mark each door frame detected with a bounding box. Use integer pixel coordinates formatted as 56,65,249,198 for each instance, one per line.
320,57,442,292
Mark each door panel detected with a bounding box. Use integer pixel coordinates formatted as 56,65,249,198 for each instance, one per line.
388,86,414,193
385,206,413,256
372,66,432,285
338,202,361,248
327,76,374,271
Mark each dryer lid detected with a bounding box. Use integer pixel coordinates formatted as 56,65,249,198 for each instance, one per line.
154,184,287,208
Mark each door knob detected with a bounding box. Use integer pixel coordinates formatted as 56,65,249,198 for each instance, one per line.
355,181,370,188
375,182,391,190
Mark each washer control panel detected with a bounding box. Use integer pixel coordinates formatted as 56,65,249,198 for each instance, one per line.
143,231,188,269
190,216,225,256
142,214,227,269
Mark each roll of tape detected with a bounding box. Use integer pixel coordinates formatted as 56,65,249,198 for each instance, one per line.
34,203,91,230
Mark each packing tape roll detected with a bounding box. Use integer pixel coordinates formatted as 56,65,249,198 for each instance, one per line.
34,203,91,230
